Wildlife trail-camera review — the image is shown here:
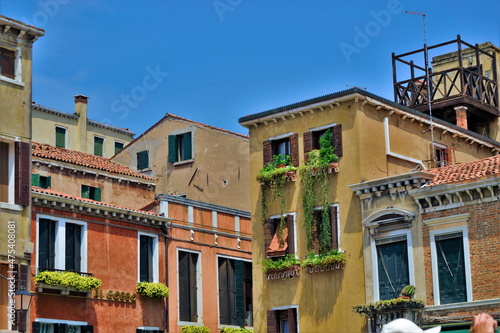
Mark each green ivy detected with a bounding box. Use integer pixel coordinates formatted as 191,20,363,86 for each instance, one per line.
181,325,210,333
136,281,169,298
261,254,300,273
352,298,425,316
35,271,102,291
301,250,345,268
220,328,253,333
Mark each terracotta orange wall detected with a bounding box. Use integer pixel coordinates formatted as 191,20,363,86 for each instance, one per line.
31,207,166,332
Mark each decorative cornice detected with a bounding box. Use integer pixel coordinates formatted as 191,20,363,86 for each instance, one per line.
156,194,251,218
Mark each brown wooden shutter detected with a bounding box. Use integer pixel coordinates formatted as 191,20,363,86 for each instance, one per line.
267,310,278,333
330,206,339,250
15,264,29,291
333,124,343,157
263,140,272,165
1,47,16,79
303,131,313,162
290,133,299,167
286,214,295,255
264,219,274,253
288,308,297,333
15,142,31,206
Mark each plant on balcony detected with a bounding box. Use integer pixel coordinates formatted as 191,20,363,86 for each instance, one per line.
136,281,169,298
34,271,102,291
181,325,210,333
352,298,425,316
261,254,300,273
299,129,338,253
399,285,416,299
258,154,297,241
301,250,346,270
220,328,254,333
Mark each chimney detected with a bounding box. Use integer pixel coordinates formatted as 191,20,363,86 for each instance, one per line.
454,106,468,130
74,95,89,152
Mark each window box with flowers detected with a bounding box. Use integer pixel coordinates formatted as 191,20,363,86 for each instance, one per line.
261,254,300,280
34,270,102,297
136,281,169,298
301,249,345,274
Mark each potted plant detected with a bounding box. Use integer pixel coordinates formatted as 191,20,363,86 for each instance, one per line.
34,270,102,296
399,285,415,299
262,254,300,280
301,250,346,273
136,281,169,298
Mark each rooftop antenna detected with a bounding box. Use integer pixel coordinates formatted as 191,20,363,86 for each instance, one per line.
405,11,435,155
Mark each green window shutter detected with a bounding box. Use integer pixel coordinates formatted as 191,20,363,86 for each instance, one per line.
436,233,467,304
94,187,101,202
168,135,178,163
56,127,66,148
45,176,51,189
137,151,149,170
81,185,90,199
234,260,245,327
32,174,40,187
182,132,192,160
114,142,124,154
94,137,104,156
376,237,409,300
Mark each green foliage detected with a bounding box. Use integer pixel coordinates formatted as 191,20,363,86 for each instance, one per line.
220,327,253,333
301,250,345,268
136,281,169,298
319,129,338,164
181,325,210,333
256,154,295,183
352,298,425,316
35,271,102,291
401,284,416,297
261,254,300,273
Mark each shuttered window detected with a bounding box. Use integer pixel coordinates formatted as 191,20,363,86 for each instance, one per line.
435,232,467,304
137,150,149,170
264,215,295,258
309,205,339,254
0,142,8,202
55,127,66,148
94,137,104,156
168,132,193,163
376,235,409,300
32,323,94,333
65,223,82,272
178,251,199,322
139,235,154,282
263,133,299,167
81,185,101,202
267,308,298,333
114,141,125,154
38,218,57,270
0,47,16,79
304,124,343,161
32,174,51,189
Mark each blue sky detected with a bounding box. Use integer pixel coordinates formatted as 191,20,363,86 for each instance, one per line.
1,0,499,136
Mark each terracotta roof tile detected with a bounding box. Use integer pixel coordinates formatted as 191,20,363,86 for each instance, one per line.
426,155,500,186
32,142,153,181
32,186,158,216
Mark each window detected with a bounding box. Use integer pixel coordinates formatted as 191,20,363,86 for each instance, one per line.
32,322,93,333
309,205,339,254
0,46,16,79
304,124,343,159
263,133,298,167
137,150,149,170
55,126,66,148
81,185,101,201
218,257,253,327
178,250,200,323
138,234,158,283
264,214,295,258
0,140,30,206
433,143,455,168
93,136,104,156
136,328,163,333
430,227,471,305
114,141,125,154
168,132,192,163
37,216,87,272
32,174,51,189
267,307,298,333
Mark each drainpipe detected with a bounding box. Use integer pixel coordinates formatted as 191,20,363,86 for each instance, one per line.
384,117,426,169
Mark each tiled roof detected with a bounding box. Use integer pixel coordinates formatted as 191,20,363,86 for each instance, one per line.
32,142,153,181
426,155,500,186
32,187,158,216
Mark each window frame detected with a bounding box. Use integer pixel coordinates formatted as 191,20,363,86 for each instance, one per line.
168,131,194,164
35,215,88,273
137,150,150,170
263,132,299,167
81,185,101,202
310,203,340,253
55,126,67,148
304,123,343,160
0,44,23,86
137,232,159,283
0,139,15,206
114,141,125,155
267,305,299,333
264,213,297,259
430,225,472,305
177,248,202,325
32,174,51,189
93,136,104,157
370,228,414,302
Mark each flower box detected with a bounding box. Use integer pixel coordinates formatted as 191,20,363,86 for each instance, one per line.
35,282,92,297
303,262,344,274
265,264,300,280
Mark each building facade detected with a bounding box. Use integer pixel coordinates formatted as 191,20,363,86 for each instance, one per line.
0,15,44,332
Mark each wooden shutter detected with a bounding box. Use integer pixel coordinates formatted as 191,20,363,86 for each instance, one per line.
32,174,40,187
332,124,343,157
288,308,297,333
303,131,313,162
218,258,230,324
267,310,278,333
94,137,103,156
182,132,192,160
286,214,295,255
376,238,409,300
0,142,8,202
66,224,82,272
189,253,198,321
168,135,178,163
0,47,16,79
436,234,467,304
15,264,29,291
55,127,66,148
94,187,101,202
290,133,299,167
263,140,272,165
234,260,245,327
264,219,274,252
45,176,52,189
178,251,190,321
330,206,339,250
38,218,56,269
81,185,90,199
15,141,30,206
137,151,149,170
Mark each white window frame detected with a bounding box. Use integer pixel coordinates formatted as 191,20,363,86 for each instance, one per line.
0,44,23,86
271,305,300,333
35,215,88,272
137,232,159,283
429,225,472,305
177,248,203,326
0,137,16,208
370,228,414,302
171,128,195,165
269,212,297,257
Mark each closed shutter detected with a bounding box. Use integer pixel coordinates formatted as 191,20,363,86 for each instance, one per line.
66,224,82,272
234,260,245,327
267,310,278,333
286,214,295,255
303,131,313,162
55,127,66,148
263,140,272,165
15,141,30,206
332,124,343,157
290,133,299,167
39,218,56,269
188,253,198,322
0,47,16,79
94,137,104,156
288,308,297,333
15,264,29,291
179,251,198,322
81,185,90,199
93,187,101,202
182,132,192,160
218,258,230,325
139,235,153,282
376,237,409,300
137,151,149,170
436,233,467,304
32,174,40,187
114,142,124,154
168,135,178,163
264,219,274,252
0,142,8,202
330,206,339,250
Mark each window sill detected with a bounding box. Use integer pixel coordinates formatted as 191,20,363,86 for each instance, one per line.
138,168,152,172
0,76,24,87
0,202,23,212
177,321,204,327
425,298,500,312
173,159,194,166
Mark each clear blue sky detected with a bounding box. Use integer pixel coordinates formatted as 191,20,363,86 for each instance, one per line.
1,0,499,136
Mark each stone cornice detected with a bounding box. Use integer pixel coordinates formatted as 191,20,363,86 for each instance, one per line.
0,15,45,42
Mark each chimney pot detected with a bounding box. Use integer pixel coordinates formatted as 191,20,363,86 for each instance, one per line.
74,94,89,104
454,106,468,130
